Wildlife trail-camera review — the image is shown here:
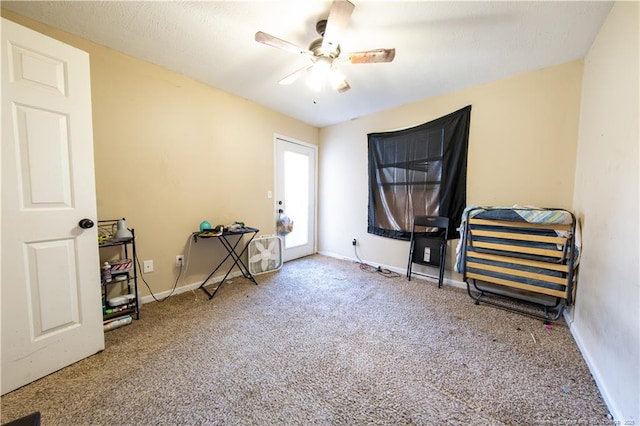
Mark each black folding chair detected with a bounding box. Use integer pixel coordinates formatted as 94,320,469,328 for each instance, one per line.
407,216,449,288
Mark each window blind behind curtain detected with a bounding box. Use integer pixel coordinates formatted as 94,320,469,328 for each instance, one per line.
367,105,471,240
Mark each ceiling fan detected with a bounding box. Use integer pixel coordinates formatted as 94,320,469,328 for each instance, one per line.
255,0,395,93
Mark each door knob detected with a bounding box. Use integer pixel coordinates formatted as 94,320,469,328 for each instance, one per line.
78,218,94,229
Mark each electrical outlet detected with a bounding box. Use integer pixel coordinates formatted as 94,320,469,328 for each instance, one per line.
143,260,154,273
352,238,357,246
175,255,184,267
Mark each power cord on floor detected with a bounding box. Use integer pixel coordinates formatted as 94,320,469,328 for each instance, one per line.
135,252,182,303
353,243,401,278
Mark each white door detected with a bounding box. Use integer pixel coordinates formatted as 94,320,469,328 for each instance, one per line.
1,18,104,395
275,136,317,262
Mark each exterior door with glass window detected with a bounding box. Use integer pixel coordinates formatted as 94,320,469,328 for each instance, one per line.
275,137,316,262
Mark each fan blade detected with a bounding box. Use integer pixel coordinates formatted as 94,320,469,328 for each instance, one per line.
279,65,313,85
336,79,351,93
255,31,312,57
321,0,355,55
347,48,396,64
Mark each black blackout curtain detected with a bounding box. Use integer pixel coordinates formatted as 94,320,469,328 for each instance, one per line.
367,105,471,240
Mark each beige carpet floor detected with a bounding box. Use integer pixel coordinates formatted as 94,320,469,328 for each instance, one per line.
1,255,611,425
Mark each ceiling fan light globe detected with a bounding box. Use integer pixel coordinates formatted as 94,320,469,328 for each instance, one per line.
313,57,332,74
329,69,346,90
306,77,324,92
307,58,332,91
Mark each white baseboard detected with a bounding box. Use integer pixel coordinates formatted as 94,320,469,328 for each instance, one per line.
408,270,467,290
317,250,467,290
139,270,244,305
564,311,620,422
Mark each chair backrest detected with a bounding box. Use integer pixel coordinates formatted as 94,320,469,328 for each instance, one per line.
411,216,449,240
413,215,449,230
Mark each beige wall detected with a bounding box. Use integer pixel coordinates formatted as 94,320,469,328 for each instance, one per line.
318,60,583,273
2,10,319,298
571,2,639,422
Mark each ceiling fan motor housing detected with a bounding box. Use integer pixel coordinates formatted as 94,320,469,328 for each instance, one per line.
316,19,327,36
309,37,341,58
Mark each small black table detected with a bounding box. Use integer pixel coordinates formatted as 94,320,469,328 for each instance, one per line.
192,227,259,299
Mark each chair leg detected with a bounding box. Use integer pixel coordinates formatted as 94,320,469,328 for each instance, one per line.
438,243,446,288
407,241,414,281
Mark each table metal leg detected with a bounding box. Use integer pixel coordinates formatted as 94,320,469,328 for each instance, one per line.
196,230,259,299
219,233,258,285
